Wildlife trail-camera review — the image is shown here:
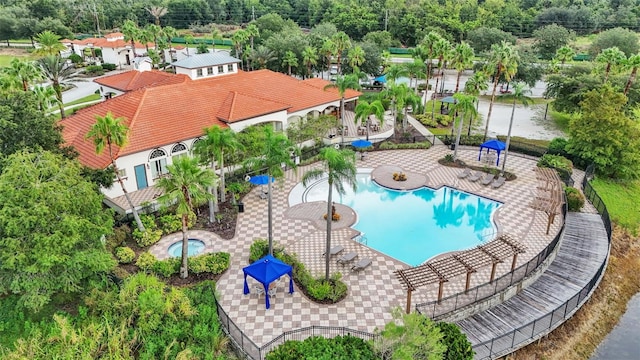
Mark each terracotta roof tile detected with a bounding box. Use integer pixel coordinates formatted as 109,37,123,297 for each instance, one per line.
94,70,179,91
217,91,289,122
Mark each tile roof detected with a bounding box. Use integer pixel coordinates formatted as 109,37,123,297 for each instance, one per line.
61,70,362,169
94,70,179,92
172,52,241,69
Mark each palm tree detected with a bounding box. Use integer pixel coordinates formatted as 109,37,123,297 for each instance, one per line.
331,31,351,75
4,58,41,91
596,47,626,84
156,157,216,278
184,34,195,56
484,41,519,141
210,28,222,51
501,82,531,175
324,74,361,146
144,24,162,51
146,5,168,25
354,100,385,140
86,112,146,232
250,46,276,69
385,64,408,84
451,42,475,93
403,59,426,93
34,31,66,56
431,38,451,119
348,45,365,72
231,30,248,68
419,31,443,103
282,50,298,76
320,38,337,79
245,127,296,255
397,84,421,130
122,20,141,57
245,23,259,52
463,71,489,136
624,53,640,95
38,55,81,118
32,85,58,111
554,46,575,66
302,147,357,281
450,93,478,160
302,46,318,79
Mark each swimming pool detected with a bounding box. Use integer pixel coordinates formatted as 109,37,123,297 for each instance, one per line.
298,172,502,266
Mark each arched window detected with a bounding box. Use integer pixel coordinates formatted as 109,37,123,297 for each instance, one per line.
149,148,168,179
171,143,188,161
192,138,202,150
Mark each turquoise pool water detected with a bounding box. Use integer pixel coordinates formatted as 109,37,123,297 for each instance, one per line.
167,239,205,258
302,173,502,266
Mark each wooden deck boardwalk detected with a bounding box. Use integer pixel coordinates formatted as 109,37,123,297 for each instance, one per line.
456,212,609,359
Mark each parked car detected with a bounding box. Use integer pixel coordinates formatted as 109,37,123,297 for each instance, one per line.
330,65,338,75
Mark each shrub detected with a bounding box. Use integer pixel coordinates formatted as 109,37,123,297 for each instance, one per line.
565,186,585,211
266,335,375,360
548,137,569,155
135,252,157,272
249,239,269,263
188,252,230,274
105,224,130,252
538,154,573,175
415,114,438,128
152,258,180,278
436,114,453,127
436,322,474,360
159,214,182,235
133,228,163,247
114,246,135,264
68,53,83,64
101,63,116,71
379,141,431,150
84,65,104,76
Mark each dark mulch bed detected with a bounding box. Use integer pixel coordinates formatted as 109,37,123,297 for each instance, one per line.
193,200,239,239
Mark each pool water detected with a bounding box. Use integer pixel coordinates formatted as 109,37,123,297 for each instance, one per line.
167,239,206,258
302,173,501,266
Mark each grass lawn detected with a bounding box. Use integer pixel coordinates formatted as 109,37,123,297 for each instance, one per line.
590,178,640,235
549,110,574,133
63,93,101,107
0,54,33,67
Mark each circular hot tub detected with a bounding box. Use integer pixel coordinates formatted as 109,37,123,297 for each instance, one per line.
167,239,205,258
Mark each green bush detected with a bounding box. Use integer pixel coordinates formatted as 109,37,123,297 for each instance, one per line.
565,187,585,212
101,63,116,71
415,114,438,128
114,247,135,264
379,141,431,150
436,114,453,127
266,335,375,360
105,224,130,252
68,53,83,64
548,137,569,155
152,258,180,278
135,252,157,272
188,252,230,274
84,65,104,76
538,154,573,175
133,228,163,247
436,322,474,360
159,214,182,235
249,238,270,263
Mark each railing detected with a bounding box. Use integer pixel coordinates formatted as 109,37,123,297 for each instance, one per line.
471,165,612,359
416,201,567,319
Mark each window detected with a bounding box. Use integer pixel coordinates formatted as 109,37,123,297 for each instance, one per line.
218,65,224,73
191,138,202,152
207,67,213,75
171,143,188,161
114,168,126,180
149,149,168,179
227,64,233,72
196,69,203,77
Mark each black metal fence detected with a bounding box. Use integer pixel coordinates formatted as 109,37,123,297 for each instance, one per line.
415,201,568,319
470,165,612,359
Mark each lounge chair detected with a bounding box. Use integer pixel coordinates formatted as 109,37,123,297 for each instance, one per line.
336,252,357,265
467,171,483,182
457,168,471,179
481,173,496,186
351,258,372,272
323,245,345,257
491,176,506,189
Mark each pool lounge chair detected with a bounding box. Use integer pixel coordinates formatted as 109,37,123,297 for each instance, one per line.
467,171,483,182
351,258,372,272
337,252,357,265
457,168,471,179
491,176,506,189
323,245,345,257
481,173,496,186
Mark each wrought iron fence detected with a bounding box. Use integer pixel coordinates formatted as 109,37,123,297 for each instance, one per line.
415,201,567,319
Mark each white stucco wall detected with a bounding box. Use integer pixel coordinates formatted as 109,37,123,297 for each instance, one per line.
174,62,238,80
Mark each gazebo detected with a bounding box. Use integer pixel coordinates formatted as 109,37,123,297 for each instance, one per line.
478,139,506,166
243,254,294,309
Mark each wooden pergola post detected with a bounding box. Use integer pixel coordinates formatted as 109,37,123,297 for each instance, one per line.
406,288,413,314
511,253,518,271
465,271,472,292
490,262,497,283
437,280,445,303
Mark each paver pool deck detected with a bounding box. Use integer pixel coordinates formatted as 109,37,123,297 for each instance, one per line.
151,145,568,347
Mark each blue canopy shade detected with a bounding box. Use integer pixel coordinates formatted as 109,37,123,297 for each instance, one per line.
478,139,506,166
248,175,275,186
373,75,386,84
352,139,372,148
243,254,294,309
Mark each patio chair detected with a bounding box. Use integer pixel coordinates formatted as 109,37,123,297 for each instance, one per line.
457,168,471,179
268,282,277,297
336,252,357,265
481,173,496,186
258,191,267,200
253,284,265,296
323,245,345,257
467,171,483,182
351,258,372,272
491,176,506,189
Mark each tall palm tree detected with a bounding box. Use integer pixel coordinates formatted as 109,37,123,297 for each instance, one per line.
463,71,489,136
596,47,626,84
38,55,81,118
32,85,58,111
354,99,385,140
348,45,365,72
403,59,426,93
4,58,41,91
450,93,478,160
331,31,351,75
146,5,168,25
250,45,276,69
554,46,575,66
501,82,531,175
121,20,141,57
397,84,421,130
624,53,640,95
245,127,296,255
419,31,443,103
184,34,195,56
324,74,361,146
484,41,519,141
211,28,221,51
302,46,318,79
156,157,216,278
231,30,248,68
302,147,357,281
245,23,259,52
86,112,145,232
144,23,162,51
282,50,298,76
34,31,65,56
451,42,475,93
431,38,451,119
320,38,337,79
385,64,408,84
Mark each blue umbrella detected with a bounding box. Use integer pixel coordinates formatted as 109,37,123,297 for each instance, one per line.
248,175,275,185
352,139,372,149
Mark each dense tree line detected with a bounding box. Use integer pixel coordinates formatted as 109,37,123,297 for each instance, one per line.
3,0,640,46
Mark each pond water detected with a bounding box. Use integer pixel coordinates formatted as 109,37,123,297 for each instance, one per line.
590,292,640,360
